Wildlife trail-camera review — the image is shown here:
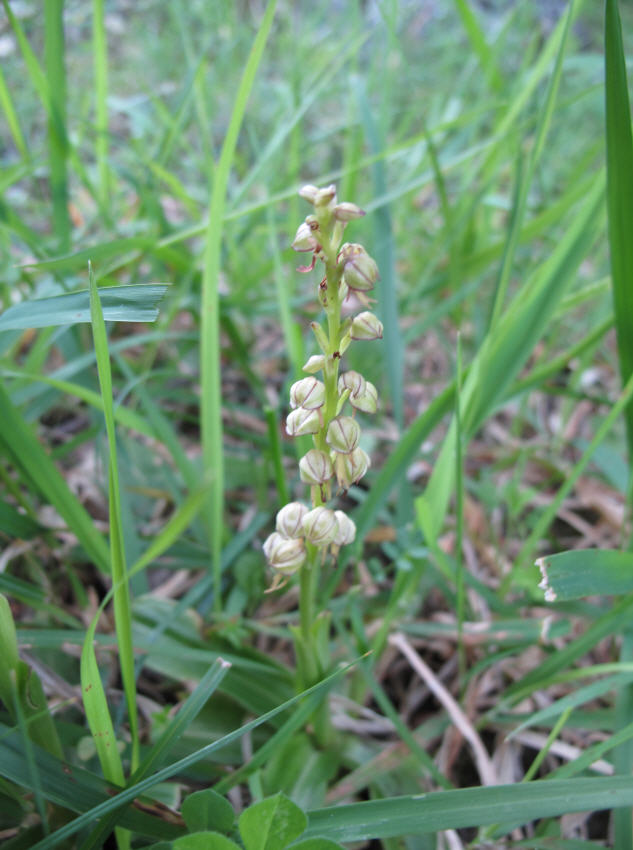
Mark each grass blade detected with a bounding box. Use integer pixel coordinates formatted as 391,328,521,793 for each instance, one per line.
538,549,633,602
304,777,633,842
0,62,28,158
44,0,70,251
88,264,139,772
200,0,276,609
452,0,503,91
92,0,110,208
0,284,168,331
605,0,633,459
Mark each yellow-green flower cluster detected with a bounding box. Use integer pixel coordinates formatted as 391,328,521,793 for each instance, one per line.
263,184,382,576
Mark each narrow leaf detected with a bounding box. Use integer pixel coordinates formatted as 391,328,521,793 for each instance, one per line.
605,0,633,453
538,549,633,602
0,284,168,331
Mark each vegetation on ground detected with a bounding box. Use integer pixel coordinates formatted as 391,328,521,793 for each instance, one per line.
1,0,633,847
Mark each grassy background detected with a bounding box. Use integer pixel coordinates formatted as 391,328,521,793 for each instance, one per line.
2,0,633,847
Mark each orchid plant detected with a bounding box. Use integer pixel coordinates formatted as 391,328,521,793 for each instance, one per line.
263,184,383,706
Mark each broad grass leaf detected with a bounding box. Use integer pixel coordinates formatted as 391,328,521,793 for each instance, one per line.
538,549,633,602
0,284,168,331
304,777,633,842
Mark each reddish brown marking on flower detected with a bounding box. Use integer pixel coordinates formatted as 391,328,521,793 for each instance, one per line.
333,351,341,359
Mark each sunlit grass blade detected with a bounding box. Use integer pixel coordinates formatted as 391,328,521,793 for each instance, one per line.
605,0,633,459
44,0,70,251
80,613,126,787
79,481,210,825
200,0,276,610
92,0,110,208
2,0,49,114
488,0,576,329
88,264,139,773
452,0,503,91
0,62,28,158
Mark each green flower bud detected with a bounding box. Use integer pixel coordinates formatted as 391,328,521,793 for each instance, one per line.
340,243,379,292
311,321,329,354
333,510,356,546
350,380,378,414
326,416,361,454
290,377,325,410
286,407,321,437
299,184,319,203
263,532,306,573
350,311,383,341
314,184,337,207
303,354,326,374
299,449,334,485
334,446,371,489
333,202,365,222
338,370,366,399
292,221,318,253
302,506,339,546
276,502,308,538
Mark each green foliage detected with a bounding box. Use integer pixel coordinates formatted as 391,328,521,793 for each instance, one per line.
182,789,235,834
238,794,306,850
1,0,633,847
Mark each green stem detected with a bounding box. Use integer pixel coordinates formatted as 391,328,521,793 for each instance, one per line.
299,550,316,646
